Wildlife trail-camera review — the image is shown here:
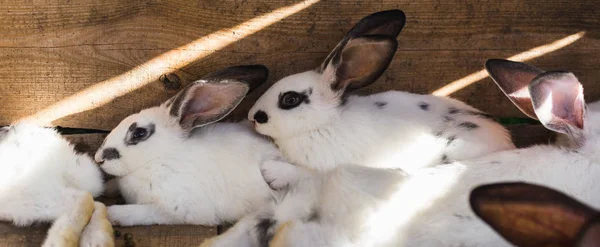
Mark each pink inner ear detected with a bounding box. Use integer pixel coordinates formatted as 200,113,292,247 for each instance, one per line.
180,83,248,128
531,72,585,130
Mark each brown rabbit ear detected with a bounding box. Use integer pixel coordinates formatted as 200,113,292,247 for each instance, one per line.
577,217,600,247
470,182,598,247
318,9,406,73
321,35,398,93
485,59,545,119
200,65,269,94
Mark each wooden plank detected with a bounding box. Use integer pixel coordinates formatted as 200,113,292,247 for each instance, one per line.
0,0,598,129
0,223,216,247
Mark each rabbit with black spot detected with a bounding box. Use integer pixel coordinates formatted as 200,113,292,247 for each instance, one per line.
0,123,113,247
248,10,515,187
95,65,287,226
202,59,600,246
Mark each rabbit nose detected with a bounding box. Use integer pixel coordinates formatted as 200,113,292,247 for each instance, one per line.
253,110,269,124
96,148,120,165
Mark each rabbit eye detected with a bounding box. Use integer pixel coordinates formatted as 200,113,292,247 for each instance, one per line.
125,123,155,146
278,91,307,110
132,128,148,140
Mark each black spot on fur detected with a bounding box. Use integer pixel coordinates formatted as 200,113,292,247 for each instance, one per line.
307,87,313,95
441,154,451,164
256,218,276,246
149,183,153,190
419,102,429,111
340,95,349,106
434,130,444,137
102,148,121,161
174,206,179,211
448,107,459,114
307,209,320,222
446,136,456,146
458,122,479,130
443,116,454,122
453,213,474,220
375,101,387,109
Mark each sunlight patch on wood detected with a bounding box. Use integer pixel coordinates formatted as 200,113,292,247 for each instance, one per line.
19,0,320,125
431,31,585,97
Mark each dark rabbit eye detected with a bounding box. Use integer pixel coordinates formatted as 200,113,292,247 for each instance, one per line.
278,91,307,110
132,128,148,140
125,123,155,146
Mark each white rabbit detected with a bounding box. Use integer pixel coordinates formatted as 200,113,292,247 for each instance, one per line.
202,59,600,246
469,182,600,247
0,123,114,247
94,65,285,227
248,9,514,175
199,164,407,247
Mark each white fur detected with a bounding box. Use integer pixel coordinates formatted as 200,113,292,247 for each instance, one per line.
0,123,113,247
555,99,600,148
96,105,282,226
249,71,515,173
210,67,600,246
204,110,600,246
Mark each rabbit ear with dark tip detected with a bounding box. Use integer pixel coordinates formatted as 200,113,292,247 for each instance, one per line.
345,9,406,40
318,9,406,75
486,59,586,144
485,59,544,119
165,65,269,131
200,65,269,94
321,35,398,93
470,182,598,247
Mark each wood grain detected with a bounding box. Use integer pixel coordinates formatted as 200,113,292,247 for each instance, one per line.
0,0,598,129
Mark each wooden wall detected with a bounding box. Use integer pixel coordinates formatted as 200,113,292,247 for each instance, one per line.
0,0,599,130
1,1,592,245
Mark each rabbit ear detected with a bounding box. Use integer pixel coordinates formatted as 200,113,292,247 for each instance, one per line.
529,71,586,142
200,65,269,94
577,217,600,247
321,35,398,93
485,59,545,119
318,9,406,74
166,65,268,131
347,9,406,38
470,182,598,247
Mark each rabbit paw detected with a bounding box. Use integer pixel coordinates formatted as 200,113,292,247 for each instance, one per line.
260,160,306,190
80,202,115,247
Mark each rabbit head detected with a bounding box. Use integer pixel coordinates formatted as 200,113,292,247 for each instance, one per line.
485,59,600,152
95,65,269,177
248,9,406,139
470,182,600,247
